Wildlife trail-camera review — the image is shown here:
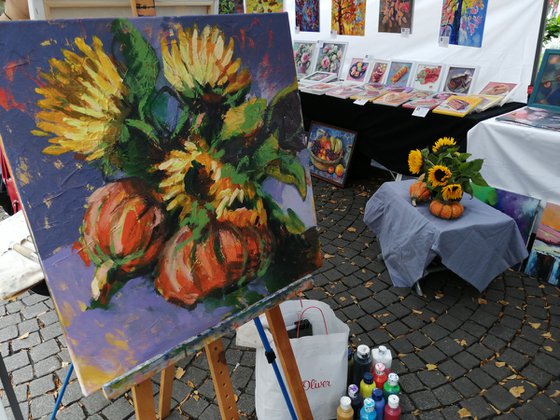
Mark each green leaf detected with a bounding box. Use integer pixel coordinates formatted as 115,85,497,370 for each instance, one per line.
112,19,160,119
125,119,159,146
467,158,484,173
264,152,307,200
220,98,267,140
270,206,305,235
253,134,280,169
471,172,489,187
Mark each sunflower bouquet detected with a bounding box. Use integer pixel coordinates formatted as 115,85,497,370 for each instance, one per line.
407,137,487,218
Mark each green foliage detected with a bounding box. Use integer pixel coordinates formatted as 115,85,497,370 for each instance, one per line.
544,15,560,43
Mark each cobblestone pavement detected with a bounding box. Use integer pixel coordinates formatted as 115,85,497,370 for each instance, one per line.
1,174,560,419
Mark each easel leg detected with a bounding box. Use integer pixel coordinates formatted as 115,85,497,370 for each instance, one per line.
205,338,239,420
132,379,156,420
158,364,175,419
266,305,313,420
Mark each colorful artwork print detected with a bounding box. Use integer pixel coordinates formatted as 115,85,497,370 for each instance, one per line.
219,0,244,13
293,41,317,77
529,50,560,110
525,202,560,285
378,0,413,33
386,61,413,87
440,0,488,48
295,0,320,32
368,61,390,83
496,106,560,132
332,0,366,36
411,64,443,92
346,58,369,82
479,82,517,96
0,15,322,396
314,42,347,77
246,0,283,13
443,66,477,94
307,122,357,187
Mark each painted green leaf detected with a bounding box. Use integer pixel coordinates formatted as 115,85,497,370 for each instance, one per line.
265,82,306,151
265,152,307,200
220,98,267,140
253,134,280,169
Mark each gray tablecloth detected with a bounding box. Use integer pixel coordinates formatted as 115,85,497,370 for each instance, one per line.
364,180,528,291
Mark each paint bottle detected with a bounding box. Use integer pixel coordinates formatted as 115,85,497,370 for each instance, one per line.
348,347,354,388
384,395,401,420
353,344,372,387
359,397,377,420
383,373,400,401
373,362,388,390
372,388,385,420
372,345,393,371
337,396,354,420
360,372,376,399
348,384,363,420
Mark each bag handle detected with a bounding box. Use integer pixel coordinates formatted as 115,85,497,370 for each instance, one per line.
296,305,329,337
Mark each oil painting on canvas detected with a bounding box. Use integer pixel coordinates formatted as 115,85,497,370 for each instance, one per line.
525,202,560,285
529,49,560,110
378,0,413,33
0,14,322,397
246,0,283,13
439,0,488,48
294,41,317,77
443,66,477,94
332,0,366,36
314,42,348,78
219,0,244,13
386,61,414,87
296,0,320,32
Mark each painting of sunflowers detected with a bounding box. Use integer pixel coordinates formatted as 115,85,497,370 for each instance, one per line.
0,14,321,396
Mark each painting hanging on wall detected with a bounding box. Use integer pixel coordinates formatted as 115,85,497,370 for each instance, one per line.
0,14,322,397
332,0,366,36
314,41,348,78
295,0,320,32
293,41,318,78
439,0,488,48
378,0,414,33
307,122,357,187
245,0,283,13
219,0,244,13
525,202,560,285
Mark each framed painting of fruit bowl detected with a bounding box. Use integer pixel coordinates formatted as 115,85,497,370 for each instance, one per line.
307,122,357,187
0,14,322,398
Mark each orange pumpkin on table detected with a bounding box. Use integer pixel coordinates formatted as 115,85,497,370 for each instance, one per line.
409,180,430,206
429,199,464,220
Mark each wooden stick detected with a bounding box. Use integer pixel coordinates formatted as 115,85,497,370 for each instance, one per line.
266,305,312,420
158,364,175,419
205,339,239,420
132,379,156,420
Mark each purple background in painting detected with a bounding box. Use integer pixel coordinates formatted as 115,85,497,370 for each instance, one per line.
0,14,316,393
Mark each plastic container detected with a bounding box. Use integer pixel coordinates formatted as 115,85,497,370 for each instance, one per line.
383,373,400,401
384,395,401,420
337,396,354,420
359,372,376,399
353,345,372,387
372,346,392,371
359,397,377,420
348,384,363,419
373,362,388,390
372,388,385,420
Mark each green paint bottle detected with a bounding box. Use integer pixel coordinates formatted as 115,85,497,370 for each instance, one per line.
383,373,400,401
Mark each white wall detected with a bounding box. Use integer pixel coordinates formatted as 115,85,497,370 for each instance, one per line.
287,0,545,102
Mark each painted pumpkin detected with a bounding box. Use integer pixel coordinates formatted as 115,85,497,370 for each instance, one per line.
77,178,167,304
155,220,273,306
429,199,464,220
409,180,430,206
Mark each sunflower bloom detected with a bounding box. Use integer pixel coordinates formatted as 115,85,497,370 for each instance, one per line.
408,149,423,174
442,184,463,201
34,36,129,161
432,137,456,153
158,142,266,226
428,165,452,187
161,25,251,99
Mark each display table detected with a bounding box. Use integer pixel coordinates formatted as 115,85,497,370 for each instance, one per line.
363,180,528,291
467,117,560,205
300,92,524,174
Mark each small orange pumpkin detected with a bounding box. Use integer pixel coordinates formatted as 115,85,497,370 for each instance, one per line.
429,199,464,220
409,180,430,206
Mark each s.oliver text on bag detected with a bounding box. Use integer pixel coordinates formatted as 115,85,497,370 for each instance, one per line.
303,379,332,390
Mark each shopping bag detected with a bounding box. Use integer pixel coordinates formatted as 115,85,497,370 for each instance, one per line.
237,299,349,420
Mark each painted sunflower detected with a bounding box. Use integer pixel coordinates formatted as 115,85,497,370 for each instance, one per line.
432,137,456,153
161,24,251,100
34,36,129,162
408,149,423,174
428,165,452,187
442,184,463,201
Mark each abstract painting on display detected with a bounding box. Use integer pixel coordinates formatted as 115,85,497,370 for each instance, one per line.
525,202,560,286
332,0,366,36
307,122,357,187
293,41,317,77
245,0,283,13
219,0,244,13
378,0,414,33
0,14,322,397
295,0,320,32
439,0,488,48
529,49,560,111
314,42,348,78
